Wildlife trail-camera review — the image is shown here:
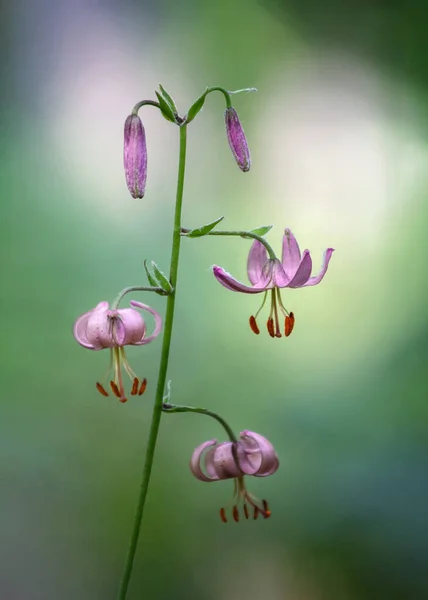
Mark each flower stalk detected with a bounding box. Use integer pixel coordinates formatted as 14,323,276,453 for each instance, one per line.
117,123,188,600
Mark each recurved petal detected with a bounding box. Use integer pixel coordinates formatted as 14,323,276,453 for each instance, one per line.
115,308,146,345
213,266,267,294
73,301,109,350
247,240,268,285
302,248,335,287
240,430,280,477
282,229,302,277
129,301,163,344
190,439,220,482
286,250,312,288
211,442,244,479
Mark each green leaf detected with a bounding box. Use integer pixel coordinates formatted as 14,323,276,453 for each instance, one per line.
151,261,173,294
144,260,158,288
249,225,273,236
155,91,176,122
185,92,207,124
187,216,224,238
159,84,178,113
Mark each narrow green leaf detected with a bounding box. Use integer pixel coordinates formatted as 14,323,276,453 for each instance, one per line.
187,216,224,238
155,92,175,122
249,225,273,236
185,93,207,124
159,84,178,113
151,261,173,293
144,260,158,288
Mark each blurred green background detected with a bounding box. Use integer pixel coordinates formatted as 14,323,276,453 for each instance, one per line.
1,0,428,598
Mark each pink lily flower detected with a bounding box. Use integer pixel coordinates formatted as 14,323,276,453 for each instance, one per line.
213,229,334,338
73,300,162,403
190,430,279,522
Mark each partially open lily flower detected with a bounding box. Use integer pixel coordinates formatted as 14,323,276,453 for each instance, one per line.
73,300,162,402
213,228,334,338
190,430,279,522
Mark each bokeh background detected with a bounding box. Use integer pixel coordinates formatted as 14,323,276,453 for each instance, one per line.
1,0,428,598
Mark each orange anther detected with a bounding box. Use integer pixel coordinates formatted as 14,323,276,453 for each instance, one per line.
285,312,295,337
110,381,122,398
262,499,271,518
131,377,139,395
96,382,109,397
233,506,239,522
220,508,227,523
249,315,260,335
243,504,249,520
138,378,147,395
266,318,275,338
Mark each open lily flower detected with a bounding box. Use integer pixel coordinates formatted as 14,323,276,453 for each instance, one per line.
190,430,279,522
213,229,334,338
73,300,162,402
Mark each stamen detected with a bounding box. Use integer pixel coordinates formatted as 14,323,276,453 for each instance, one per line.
233,506,239,522
243,504,249,520
266,318,275,338
96,382,109,397
220,508,227,523
262,499,271,519
249,315,260,335
253,506,259,520
285,312,295,337
131,377,139,395
110,381,122,398
138,378,147,395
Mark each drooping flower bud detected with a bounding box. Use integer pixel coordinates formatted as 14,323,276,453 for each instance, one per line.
224,107,251,172
124,114,147,198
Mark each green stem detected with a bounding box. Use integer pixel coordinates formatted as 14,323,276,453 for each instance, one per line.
162,403,237,443
197,229,276,260
117,124,188,600
132,100,162,115
205,86,233,108
112,286,166,310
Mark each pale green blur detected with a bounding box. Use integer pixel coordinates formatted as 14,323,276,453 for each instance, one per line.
1,1,428,599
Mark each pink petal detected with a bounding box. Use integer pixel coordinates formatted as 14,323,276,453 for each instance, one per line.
247,240,268,285
212,442,244,479
302,248,334,287
270,260,291,288
240,430,279,477
129,301,163,344
114,308,145,345
213,266,267,294
282,229,302,278
189,439,220,482
73,310,96,349
287,250,312,288
73,301,110,350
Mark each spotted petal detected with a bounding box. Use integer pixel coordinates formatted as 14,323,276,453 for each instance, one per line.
302,248,334,287
73,301,109,350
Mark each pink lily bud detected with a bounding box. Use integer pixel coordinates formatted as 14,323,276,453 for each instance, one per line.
190,430,279,522
124,114,147,198
225,107,251,172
